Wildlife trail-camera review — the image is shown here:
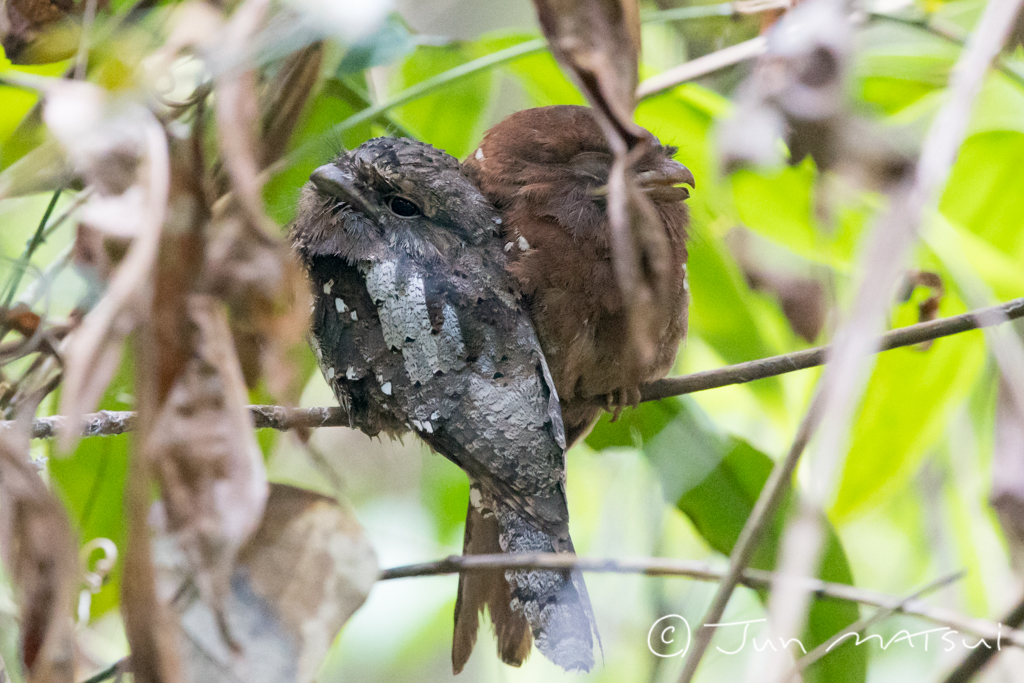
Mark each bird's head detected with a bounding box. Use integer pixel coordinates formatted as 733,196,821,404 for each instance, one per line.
464,105,694,214
291,137,499,264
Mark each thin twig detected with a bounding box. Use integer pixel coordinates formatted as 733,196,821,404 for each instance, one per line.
640,296,1024,402
14,297,1024,438
377,553,1024,648
1,189,62,314
787,570,966,679
942,593,1024,683
676,395,822,683
79,657,128,683
636,37,768,99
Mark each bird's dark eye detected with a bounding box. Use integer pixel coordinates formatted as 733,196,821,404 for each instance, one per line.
388,196,421,218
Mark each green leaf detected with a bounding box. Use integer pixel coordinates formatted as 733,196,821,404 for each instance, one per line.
0,52,70,169
940,132,1024,258
264,77,379,225
47,351,134,618
390,43,496,160
589,398,865,683
481,33,585,107
686,231,787,406
831,296,985,520
730,160,867,270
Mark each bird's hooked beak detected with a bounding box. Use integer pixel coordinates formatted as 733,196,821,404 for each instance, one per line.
311,163,381,218
637,158,695,202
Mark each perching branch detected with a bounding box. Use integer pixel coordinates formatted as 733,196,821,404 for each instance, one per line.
16,296,1024,439
378,553,1023,649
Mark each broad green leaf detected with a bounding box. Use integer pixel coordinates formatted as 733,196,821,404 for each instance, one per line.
730,160,865,269
939,132,1024,258
390,43,495,160
480,33,585,107
927,214,1024,302
0,52,70,168
855,24,956,114
832,297,985,520
686,231,787,406
588,398,865,683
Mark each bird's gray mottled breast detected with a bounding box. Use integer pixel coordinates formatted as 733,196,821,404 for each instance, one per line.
359,258,466,383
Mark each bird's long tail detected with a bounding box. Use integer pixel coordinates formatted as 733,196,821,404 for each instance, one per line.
452,483,597,674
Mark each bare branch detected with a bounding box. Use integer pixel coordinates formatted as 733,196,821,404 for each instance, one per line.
13,296,1024,439
942,593,1024,682
636,37,768,100
377,553,1023,649
787,570,966,680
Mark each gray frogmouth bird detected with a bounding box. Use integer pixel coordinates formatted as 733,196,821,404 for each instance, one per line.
289,137,597,673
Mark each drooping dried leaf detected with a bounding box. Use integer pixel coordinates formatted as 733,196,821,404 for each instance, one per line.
530,0,683,373
153,484,377,683
203,0,311,397
0,0,83,64
258,42,323,170
48,84,170,451
0,430,78,683
606,154,674,370
993,375,1024,572
719,0,852,173
146,294,269,645
531,0,643,146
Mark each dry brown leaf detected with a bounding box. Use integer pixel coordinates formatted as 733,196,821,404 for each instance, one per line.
0,0,81,64
993,375,1024,572
214,0,275,234
727,228,829,342
531,0,681,373
532,0,643,146
153,484,377,683
0,429,78,683
49,84,170,452
145,294,268,648
259,42,323,170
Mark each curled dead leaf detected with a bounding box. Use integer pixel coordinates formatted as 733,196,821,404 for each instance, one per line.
0,0,87,64
153,484,377,683
0,430,79,683
896,270,944,350
728,228,830,342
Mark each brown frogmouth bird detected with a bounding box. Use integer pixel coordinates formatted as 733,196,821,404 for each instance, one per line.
463,105,694,446
290,138,597,673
